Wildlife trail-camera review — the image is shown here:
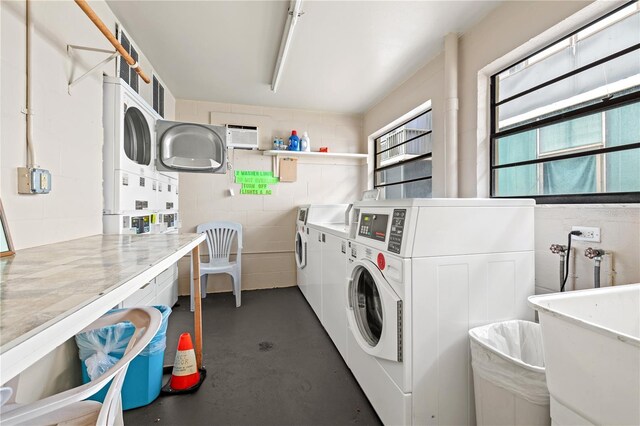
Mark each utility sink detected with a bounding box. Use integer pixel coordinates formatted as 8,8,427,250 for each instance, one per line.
529,284,640,426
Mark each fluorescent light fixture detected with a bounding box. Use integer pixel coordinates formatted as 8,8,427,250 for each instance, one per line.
271,0,303,93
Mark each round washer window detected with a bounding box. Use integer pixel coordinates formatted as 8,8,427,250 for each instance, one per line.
351,266,383,346
123,106,151,166
295,233,304,265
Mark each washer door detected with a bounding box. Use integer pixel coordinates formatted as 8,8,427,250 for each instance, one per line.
123,106,151,166
347,259,402,362
295,231,307,269
156,120,226,173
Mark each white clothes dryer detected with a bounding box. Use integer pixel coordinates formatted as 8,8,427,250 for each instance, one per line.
103,77,156,178
103,77,159,215
345,198,536,426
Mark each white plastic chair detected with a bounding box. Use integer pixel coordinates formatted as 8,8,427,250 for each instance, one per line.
0,307,162,426
191,221,243,310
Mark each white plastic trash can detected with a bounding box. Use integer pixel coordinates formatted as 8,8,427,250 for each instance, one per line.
469,320,550,426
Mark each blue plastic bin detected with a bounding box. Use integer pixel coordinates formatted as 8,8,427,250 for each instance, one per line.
75,305,171,410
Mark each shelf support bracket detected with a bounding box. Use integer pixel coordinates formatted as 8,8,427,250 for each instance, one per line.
67,44,119,93
272,154,280,177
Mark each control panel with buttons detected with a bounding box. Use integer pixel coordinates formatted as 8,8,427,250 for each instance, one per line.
387,209,406,254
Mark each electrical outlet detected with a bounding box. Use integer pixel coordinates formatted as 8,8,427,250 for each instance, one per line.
572,226,601,242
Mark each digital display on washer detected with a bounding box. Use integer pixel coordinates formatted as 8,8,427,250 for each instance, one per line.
358,213,389,242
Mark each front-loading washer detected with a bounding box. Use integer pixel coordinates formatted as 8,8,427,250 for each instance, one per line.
346,240,412,425
295,206,309,297
345,198,536,425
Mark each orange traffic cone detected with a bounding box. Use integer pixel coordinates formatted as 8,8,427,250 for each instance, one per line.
169,333,200,390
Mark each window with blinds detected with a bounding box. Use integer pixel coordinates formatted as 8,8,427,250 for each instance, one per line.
490,1,640,203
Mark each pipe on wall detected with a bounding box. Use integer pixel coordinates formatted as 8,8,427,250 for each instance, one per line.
444,33,459,198
25,0,36,168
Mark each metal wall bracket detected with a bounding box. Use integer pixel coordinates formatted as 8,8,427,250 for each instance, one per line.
67,44,119,93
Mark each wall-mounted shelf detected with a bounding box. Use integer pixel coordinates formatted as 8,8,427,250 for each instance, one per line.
262,150,368,160
262,150,368,178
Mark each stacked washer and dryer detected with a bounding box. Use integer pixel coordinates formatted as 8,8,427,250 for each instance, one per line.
102,76,227,307
102,77,227,235
345,198,535,425
103,76,178,235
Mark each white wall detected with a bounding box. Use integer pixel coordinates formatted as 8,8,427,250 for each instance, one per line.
0,0,175,400
0,0,175,251
175,100,366,295
363,0,640,292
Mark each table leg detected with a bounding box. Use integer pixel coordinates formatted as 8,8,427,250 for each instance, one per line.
192,244,203,369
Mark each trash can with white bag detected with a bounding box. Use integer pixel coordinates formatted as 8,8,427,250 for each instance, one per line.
469,320,550,426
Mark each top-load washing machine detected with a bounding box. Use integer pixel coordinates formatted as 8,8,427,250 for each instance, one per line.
345,198,535,426
302,205,349,321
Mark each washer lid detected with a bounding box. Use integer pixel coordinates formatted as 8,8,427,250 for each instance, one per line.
156,120,227,173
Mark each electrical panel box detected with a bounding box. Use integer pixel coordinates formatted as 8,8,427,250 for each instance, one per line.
17,167,51,194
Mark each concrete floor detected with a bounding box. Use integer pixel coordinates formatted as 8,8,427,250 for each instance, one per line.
124,287,381,426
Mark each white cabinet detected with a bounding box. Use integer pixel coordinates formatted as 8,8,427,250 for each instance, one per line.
119,264,178,308
155,264,179,307
120,278,156,308
306,228,323,321
320,233,347,359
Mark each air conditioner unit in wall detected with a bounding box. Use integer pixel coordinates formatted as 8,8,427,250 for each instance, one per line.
226,125,258,150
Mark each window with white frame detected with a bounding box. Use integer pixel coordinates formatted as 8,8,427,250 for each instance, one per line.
490,1,640,203
374,109,433,199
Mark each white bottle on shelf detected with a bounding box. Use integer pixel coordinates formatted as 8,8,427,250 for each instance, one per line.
301,132,311,152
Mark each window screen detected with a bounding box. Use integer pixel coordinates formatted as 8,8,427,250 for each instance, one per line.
490,1,640,203
374,110,433,199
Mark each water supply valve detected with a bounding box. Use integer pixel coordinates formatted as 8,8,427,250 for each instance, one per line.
549,244,567,254
584,247,606,260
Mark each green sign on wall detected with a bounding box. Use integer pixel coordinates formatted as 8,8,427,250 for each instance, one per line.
234,171,279,195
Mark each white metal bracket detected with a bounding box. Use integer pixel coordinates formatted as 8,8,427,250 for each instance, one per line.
67,44,119,93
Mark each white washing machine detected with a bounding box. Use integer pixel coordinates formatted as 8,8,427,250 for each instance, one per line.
295,205,309,296
303,204,349,322
345,198,535,426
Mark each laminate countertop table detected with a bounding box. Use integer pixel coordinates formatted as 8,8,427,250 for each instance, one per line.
0,233,206,385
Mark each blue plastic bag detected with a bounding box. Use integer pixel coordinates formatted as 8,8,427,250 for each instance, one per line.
75,305,171,380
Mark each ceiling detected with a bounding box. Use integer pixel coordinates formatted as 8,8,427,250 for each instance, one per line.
107,1,500,114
